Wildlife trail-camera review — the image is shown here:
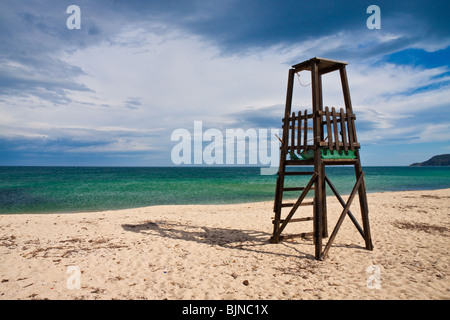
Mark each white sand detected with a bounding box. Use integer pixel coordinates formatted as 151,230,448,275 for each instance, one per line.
0,188,449,300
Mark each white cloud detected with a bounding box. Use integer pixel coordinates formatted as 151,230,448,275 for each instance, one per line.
58,24,292,129
349,63,450,108
416,123,450,143
1,18,449,163
309,61,450,145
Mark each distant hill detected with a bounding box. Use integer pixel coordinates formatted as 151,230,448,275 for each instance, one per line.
410,154,450,167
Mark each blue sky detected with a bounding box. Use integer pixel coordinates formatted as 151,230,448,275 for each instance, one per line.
0,0,449,166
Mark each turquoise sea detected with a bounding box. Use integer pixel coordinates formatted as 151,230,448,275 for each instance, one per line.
0,166,449,214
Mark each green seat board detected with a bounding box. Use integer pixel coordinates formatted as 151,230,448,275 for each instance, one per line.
290,149,356,160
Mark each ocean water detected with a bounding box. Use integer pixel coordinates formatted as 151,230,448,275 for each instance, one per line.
0,166,449,214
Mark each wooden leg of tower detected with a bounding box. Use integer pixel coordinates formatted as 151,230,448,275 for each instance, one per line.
311,61,323,260
313,162,324,259
340,64,373,251
354,156,373,250
271,152,285,244
272,177,281,243
272,69,295,244
317,74,328,239
321,163,328,238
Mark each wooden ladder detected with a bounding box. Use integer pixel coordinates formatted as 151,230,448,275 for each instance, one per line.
272,169,316,242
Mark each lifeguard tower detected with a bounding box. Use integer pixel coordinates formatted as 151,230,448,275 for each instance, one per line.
271,57,373,260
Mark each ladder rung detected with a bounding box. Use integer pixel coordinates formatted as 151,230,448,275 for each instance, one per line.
283,187,315,191
284,171,314,176
283,187,304,191
279,232,314,240
281,201,314,207
273,217,313,224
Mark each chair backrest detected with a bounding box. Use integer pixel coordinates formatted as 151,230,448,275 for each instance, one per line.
282,106,360,155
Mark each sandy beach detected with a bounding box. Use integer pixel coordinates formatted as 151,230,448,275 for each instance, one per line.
0,188,449,300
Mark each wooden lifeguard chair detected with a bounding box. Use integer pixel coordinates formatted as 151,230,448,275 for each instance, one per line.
271,57,373,260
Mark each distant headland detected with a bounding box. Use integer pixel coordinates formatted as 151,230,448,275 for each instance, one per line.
410,154,450,167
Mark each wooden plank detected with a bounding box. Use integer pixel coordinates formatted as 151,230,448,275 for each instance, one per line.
354,157,374,250
349,112,358,149
279,232,314,240
320,142,360,148
347,111,355,151
273,217,313,224
282,117,289,154
332,107,340,152
319,65,343,75
291,59,313,72
340,108,348,152
284,171,314,175
285,159,314,166
303,109,308,152
274,175,280,213
311,60,323,260
339,66,354,114
281,201,314,207
272,69,296,244
319,162,328,238
322,159,357,165
282,69,296,154
320,172,365,260
291,112,295,153
297,110,302,154
292,57,347,73
318,110,356,119
284,69,295,119
339,64,361,155
283,187,307,191
324,174,365,239
282,186,315,191
325,106,333,151
272,156,284,241
290,217,313,222
318,74,324,112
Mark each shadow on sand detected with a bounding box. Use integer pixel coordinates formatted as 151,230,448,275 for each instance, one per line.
121,219,316,260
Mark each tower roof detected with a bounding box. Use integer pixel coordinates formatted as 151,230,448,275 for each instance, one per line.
292,57,348,75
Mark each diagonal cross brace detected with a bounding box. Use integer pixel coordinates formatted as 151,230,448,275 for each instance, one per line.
320,172,365,260
324,175,365,239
